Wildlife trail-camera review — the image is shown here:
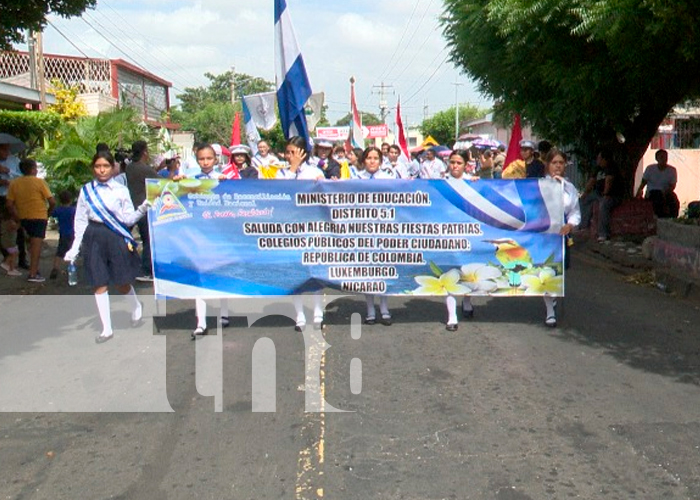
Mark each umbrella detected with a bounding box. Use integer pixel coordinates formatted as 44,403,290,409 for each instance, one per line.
458,133,482,141
430,145,451,156
471,138,502,149
0,133,26,154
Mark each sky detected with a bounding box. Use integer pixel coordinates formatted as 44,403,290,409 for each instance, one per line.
32,0,491,128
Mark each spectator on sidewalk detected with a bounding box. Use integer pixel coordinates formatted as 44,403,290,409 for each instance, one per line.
636,149,679,218
596,147,625,242
6,158,55,282
125,140,157,281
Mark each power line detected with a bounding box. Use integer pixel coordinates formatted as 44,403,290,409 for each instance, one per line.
372,0,422,90
404,53,450,105
45,20,91,59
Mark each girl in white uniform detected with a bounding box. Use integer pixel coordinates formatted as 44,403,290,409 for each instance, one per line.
542,148,580,327
277,136,326,331
64,151,150,343
174,144,231,339
357,146,393,325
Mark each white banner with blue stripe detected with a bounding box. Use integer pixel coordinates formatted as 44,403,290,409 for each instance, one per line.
147,178,567,298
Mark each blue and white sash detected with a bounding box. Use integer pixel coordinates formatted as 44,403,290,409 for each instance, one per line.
82,181,138,251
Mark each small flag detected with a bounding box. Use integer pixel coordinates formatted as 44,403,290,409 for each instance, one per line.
304,92,325,131
275,0,312,144
349,78,363,149
243,92,278,131
503,114,523,172
230,112,241,147
396,97,410,162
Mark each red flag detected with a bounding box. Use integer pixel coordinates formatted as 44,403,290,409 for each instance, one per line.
230,112,241,146
503,114,522,171
395,98,410,161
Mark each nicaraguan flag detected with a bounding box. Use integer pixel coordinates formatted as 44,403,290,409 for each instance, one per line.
242,98,261,155
274,0,312,143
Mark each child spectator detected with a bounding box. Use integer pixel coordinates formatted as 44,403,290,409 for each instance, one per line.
6,159,55,282
0,209,21,276
50,190,76,279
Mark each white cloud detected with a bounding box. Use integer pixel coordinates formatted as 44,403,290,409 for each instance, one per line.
34,0,489,127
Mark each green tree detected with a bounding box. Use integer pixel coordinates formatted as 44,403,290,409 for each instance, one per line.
334,111,383,127
419,105,487,145
177,71,274,116
174,71,275,144
442,0,700,193
0,0,96,50
39,107,156,194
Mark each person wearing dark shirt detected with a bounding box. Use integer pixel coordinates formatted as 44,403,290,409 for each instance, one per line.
520,140,545,178
596,147,625,242
125,140,157,281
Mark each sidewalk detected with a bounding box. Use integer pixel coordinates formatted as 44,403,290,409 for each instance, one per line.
574,230,700,302
0,228,153,296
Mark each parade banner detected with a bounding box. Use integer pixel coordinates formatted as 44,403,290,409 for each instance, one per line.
147,178,566,298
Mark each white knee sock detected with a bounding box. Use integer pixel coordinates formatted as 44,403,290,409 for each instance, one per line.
446,296,458,325
195,299,207,329
294,296,306,326
365,295,376,319
95,292,112,336
313,294,324,323
379,295,390,317
462,296,473,312
125,286,142,321
544,296,556,317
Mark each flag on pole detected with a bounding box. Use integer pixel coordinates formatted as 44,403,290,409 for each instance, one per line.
395,97,410,162
349,77,363,149
243,92,278,131
503,114,523,172
274,0,312,144
304,92,325,131
230,112,241,146
242,98,261,156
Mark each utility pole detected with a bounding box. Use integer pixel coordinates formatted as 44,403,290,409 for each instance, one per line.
27,30,38,90
230,66,236,105
423,100,429,122
451,80,464,142
372,81,394,124
36,31,47,109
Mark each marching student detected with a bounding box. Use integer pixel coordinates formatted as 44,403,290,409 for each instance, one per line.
174,143,231,339
358,146,393,325
443,150,478,331
224,144,259,179
278,136,325,330
64,151,150,343
541,148,580,327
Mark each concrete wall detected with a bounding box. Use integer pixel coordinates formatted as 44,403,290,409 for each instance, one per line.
77,92,117,116
636,149,700,212
653,219,700,281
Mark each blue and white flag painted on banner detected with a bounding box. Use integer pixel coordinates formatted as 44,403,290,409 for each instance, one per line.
274,0,312,144
147,179,568,299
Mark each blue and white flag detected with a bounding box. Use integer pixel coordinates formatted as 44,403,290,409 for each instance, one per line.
241,98,261,156
243,91,278,131
274,0,312,144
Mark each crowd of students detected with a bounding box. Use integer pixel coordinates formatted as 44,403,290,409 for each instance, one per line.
0,135,590,342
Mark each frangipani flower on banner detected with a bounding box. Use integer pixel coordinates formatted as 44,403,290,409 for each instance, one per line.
520,267,563,295
459,263,501,293
412,268,470,296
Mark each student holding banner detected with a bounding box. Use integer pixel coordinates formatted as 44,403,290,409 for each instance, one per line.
444,150,478,331
64,151,150,343
174,144,231,339
279,136,326,330
542,148,580,327
358,146,393,325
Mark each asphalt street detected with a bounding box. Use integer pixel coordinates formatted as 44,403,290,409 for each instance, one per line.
1,250,700,499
